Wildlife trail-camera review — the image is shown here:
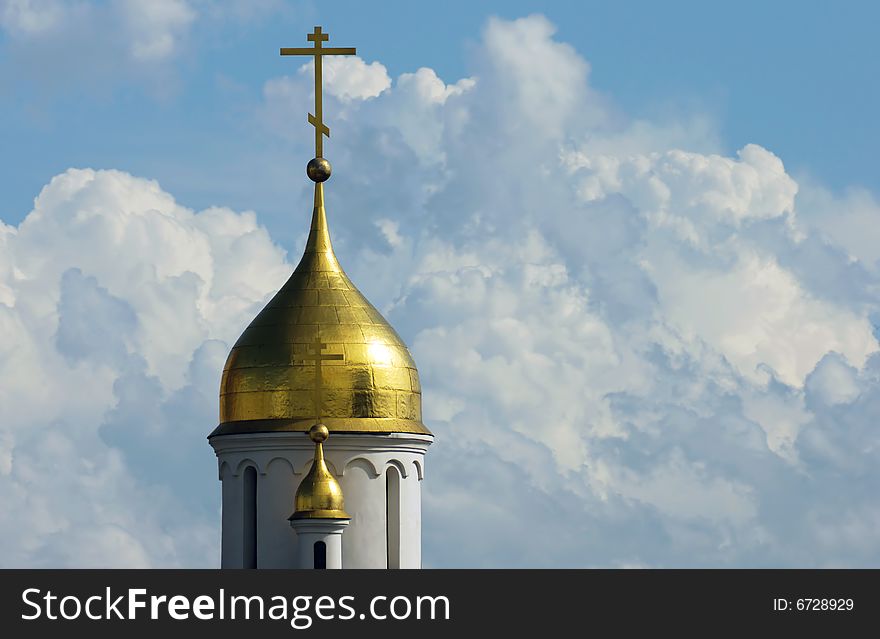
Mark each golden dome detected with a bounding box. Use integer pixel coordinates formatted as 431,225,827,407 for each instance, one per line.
211,182,430,437
290,424,349,520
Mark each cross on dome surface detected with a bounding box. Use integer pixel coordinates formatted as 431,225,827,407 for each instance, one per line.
296,336,345,425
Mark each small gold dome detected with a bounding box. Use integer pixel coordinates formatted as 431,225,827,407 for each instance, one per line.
211,183,430,437
290,424,349,520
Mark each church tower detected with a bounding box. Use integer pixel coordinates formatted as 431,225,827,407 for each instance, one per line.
208,27,432,569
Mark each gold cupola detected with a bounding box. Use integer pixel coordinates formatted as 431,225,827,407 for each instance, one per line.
211,181,429,437
290,424,349,520
210,26,429,439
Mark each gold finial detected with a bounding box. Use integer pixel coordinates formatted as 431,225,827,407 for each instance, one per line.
309,423,329,443
290,424,349,520
281,25,356,179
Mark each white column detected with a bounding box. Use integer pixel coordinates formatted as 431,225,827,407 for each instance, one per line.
339,461,387,568
399,469,422,568
220,465,243,568
257,459,299,568
290,519,349,569
386,466,401,569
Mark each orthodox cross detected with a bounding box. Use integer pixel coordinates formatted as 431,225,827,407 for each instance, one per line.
298,336,344,424
280,26,356,158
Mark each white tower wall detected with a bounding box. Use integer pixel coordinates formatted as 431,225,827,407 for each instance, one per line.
210,431,431,569
258,458,299,568
290,519,349,569
219,462,244,568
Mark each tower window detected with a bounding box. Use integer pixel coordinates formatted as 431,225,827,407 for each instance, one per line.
243,466,257,569
386,466,401,569
314,541,327,569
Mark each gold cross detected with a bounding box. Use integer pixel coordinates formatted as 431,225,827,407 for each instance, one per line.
280,26,356,158
297,336,344,424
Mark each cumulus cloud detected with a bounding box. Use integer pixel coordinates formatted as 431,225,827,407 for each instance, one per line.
795,181,880,272
298,55,392,102
0,168,290,566
1,14,879,567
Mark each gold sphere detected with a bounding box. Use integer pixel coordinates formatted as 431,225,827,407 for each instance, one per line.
307,157,332,182
309,423,329,443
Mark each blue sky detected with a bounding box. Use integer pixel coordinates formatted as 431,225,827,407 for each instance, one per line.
2,1,878,233
1,1,879,568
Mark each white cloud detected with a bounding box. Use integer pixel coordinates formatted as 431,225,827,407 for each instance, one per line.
643,246,876,386
298,55,391,102
0,0,69,35
795,182,880,272
566,145,798,229
479,14,603,139
0,0,283,98
1,14,880,568
13,168,289,388
610,448,758,526
0,168,290,566
0,0,197,62
120,0,195,61
805,352,862,406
